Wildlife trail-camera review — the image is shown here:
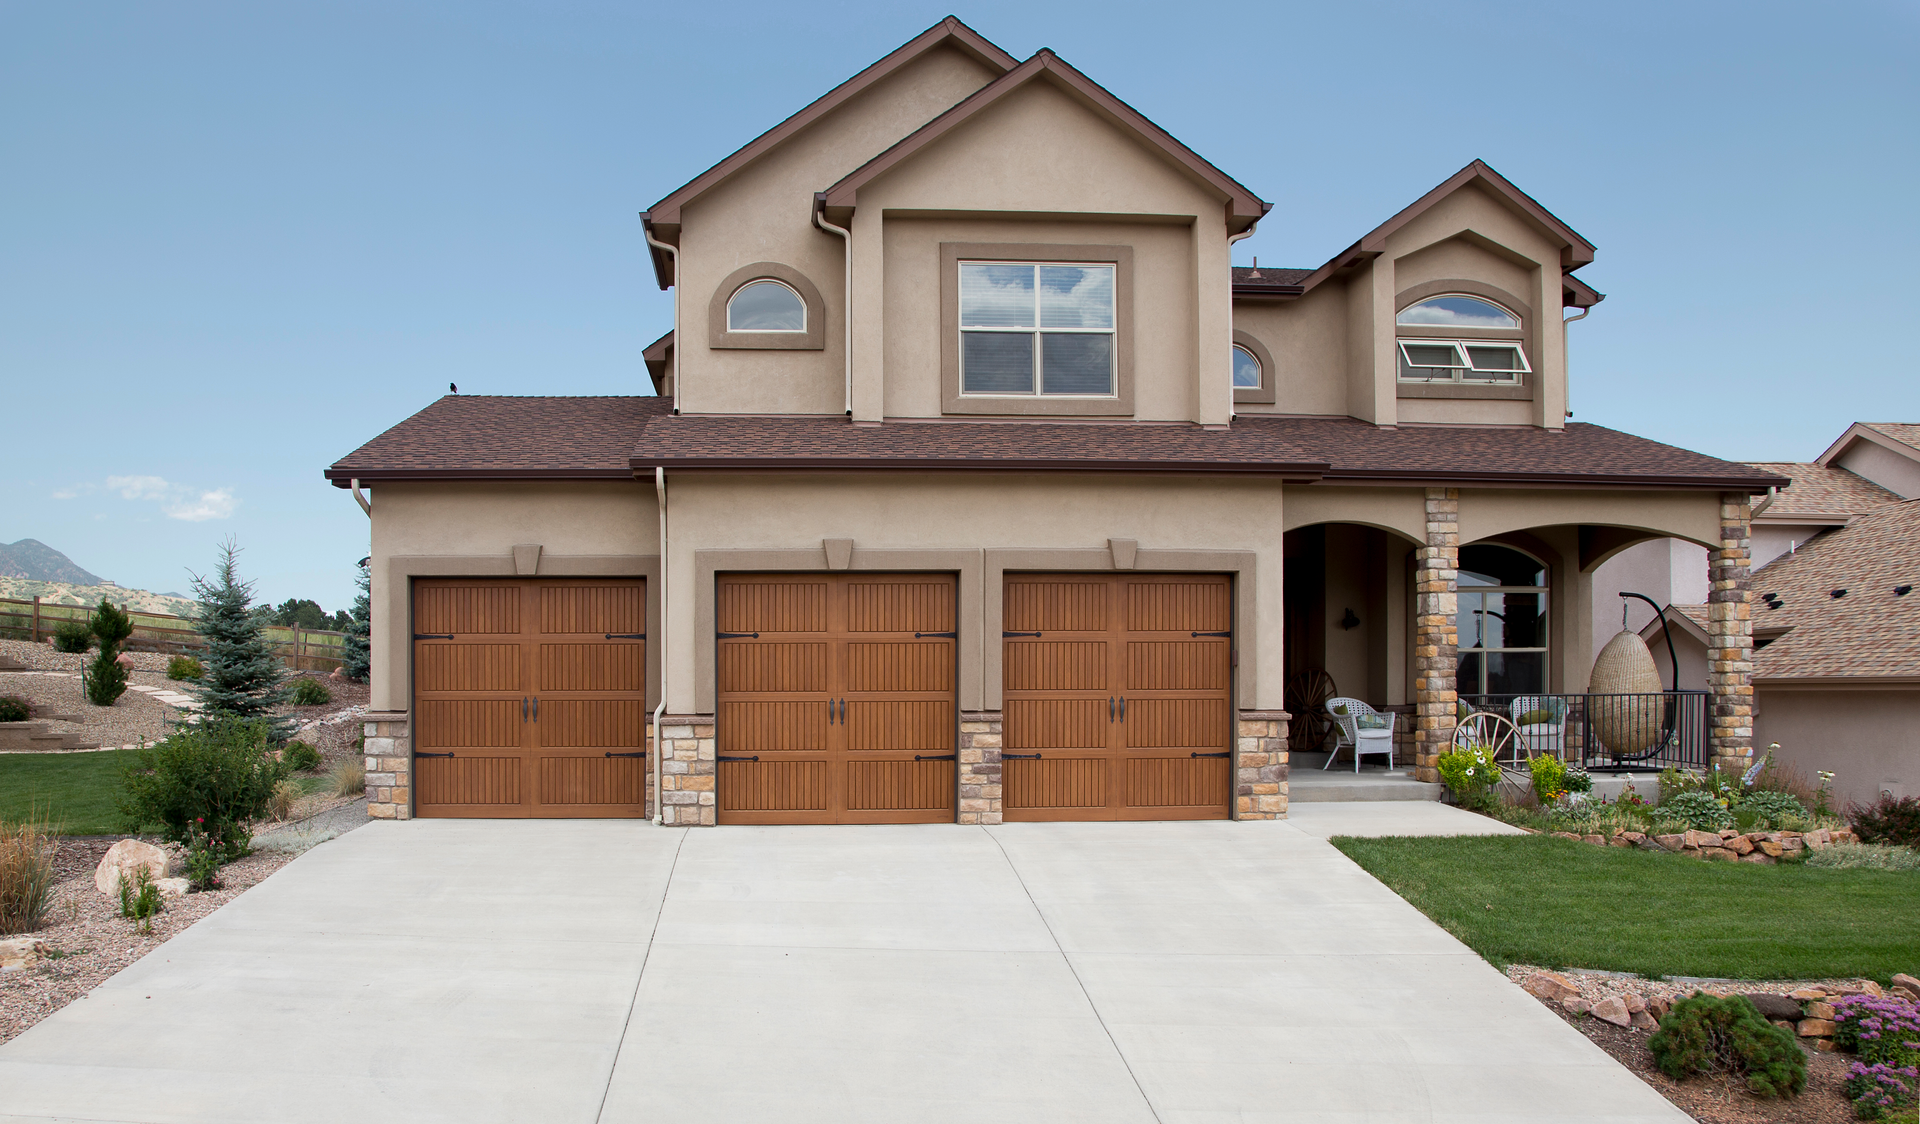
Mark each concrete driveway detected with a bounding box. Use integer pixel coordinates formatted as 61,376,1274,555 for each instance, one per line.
0,815,1685,1124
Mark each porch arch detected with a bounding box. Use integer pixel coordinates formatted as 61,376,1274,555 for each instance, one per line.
1457,490,1720,563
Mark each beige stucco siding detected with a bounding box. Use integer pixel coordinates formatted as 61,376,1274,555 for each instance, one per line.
674,45,1001,416
1232,286,1348,417
367,481,660,712
1755,686,1920,806
1460,489,1722,553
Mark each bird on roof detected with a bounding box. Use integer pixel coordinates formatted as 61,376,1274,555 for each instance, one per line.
449,383,458,394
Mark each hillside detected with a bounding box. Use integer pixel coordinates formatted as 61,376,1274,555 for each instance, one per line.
0,539,103,585
0,577,196,617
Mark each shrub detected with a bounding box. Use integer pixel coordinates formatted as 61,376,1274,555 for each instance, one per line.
0,815,59,934
118,866,162,933
50,619,92,653
1739,789,1808,829
82,599,134,707
1850,795,1920,849
1805,843,1920,872
289,677,331,707
0,695,29,723
118,717,289,860
1437,744,1503,812
1835,995,1920,1119
331,757,366,797
166,655,205,681
1648,993,1806,1098
281,741,322,772
184,821,221,892
187,539,291,739
267,778,301,822
1659,790,1735,832
1529,755,1569,802
1564,767,1593,795
342,559,371,683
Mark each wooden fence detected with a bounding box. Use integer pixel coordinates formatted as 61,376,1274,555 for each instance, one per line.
0,596,347,673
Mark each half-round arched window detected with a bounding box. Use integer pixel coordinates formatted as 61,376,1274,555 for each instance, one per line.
1396,295,1519,329
1232,344,1261,389
726,280,806,332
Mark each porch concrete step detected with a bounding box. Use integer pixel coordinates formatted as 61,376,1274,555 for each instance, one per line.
1289,753,1444,802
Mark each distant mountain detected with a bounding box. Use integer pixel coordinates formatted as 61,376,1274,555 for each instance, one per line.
0,578,196,617
0,539,104,585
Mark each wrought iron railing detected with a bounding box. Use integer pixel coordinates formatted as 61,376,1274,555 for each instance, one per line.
1458,691,1709,771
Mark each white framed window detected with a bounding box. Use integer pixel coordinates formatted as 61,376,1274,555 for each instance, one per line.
959,262,1115,396
726,279,806,332
1232,344,1261,389
1397,339,1530,383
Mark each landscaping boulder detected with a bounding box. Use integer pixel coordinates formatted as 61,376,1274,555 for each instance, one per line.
1623,994,1647,1014
1757,840,1784,857
1524,972,1581,1002
94,839,174,895
1652,834,1686,852
1798,1018,1836,1037
1805,1001,1836,1020
1630,1010,1659,1030
1893,973,1920,993
1790,988,1827,1001
1591,996,1633,1027
1582,834,1605,846
1738,852,1775,864
155,877,191,898
1701,847,1736,861
0,938,49,971
1744,993,1803,1021
1727,835,1755,855
1682,829,1719,850
1562,997,1592,1015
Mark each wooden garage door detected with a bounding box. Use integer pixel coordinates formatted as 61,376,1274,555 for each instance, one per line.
1002,573,1232,821
715,573,957,825
413,578,648,818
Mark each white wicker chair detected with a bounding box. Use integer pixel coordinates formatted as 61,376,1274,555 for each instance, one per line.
1324,697,1396,772
1508,696,1568,761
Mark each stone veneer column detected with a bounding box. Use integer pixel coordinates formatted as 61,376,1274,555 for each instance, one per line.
1236,710,1290,819
362,710,412,820
1412,488,1460,784
657,715,717,826
1708,492,1755,777
957,711,1003,825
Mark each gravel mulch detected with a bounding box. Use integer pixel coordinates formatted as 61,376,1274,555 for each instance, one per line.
0,638,176,675
0,670,181,750
1505,964,1890,1009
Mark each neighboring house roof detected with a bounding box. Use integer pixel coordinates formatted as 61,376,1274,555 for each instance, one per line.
1746,461,1900,523
322,397,1786,491
642,330,674,395
641,17,1019,287
816,49,1269,232
1814,421,1920,470
1748,498,1920,684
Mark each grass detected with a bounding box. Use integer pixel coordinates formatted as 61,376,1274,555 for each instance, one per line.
1333,834,1920,982
0,750,141,835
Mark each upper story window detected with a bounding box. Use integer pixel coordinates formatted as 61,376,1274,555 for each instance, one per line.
726,279,806,332
959,262,1115,396
1396,294,1528,384
1232,345,1261,389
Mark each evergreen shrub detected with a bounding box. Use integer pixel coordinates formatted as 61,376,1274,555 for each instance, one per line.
187,540,291,740
1648,993,1806,1098
50,620,92,653
342,559,370,683
289,677,331,706
281,741,322,772
81,599,134,707
0,696,28,723
166,655,204,681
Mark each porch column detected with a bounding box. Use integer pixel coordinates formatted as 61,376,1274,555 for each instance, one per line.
1412,488,1460,784
1707,492,1755,777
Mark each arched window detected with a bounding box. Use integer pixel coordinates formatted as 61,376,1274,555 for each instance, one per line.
1396,295,1519,329
726,280,806,332
1455,544,1548,696
1232,344,1261,389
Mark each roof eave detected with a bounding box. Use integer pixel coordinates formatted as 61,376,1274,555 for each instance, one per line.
627,455,1327,479
324,468,637,488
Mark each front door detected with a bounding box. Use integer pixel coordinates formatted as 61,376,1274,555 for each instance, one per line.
1002,573,1232,821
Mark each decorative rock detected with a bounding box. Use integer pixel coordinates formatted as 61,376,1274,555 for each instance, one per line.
1805,1001,1836,1020
1758,840,1784,858
1815,1039,1838,1052
1717,828,1739,840
1738,853,1775,864
1648,998,1671,1020
1701,847,1736,862
1683,829,1717,850
1773,1020,1796,1031
1562,997,1592,1015
1591,996,1633,1027
1607,834,1633,847
1745,994,1803,1020
1551,832,1582,842
1892,973,1920,993
1631,1010,1659,1030
1790,988,1827,1001
1525,972,1581,1002
1833,830,1858,845
1622,831,1647,843
1583,834,1605,846
1653,834,1686,852
1892,986,1920,1003
1623,993,1647,1014
155,877,191,898
1862,980,1883,997
94,839,173,895
1806,829,1831,848
1727,835,1755,855
1780,836,1804,852
1797,1018,1836,1037
0,937,49,970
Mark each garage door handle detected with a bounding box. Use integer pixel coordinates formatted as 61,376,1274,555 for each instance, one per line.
417,751,455,758
915,631,956,638
827,699,835,725
605,632,646,640
522,697,528,722
914,754,957,761
1192,631,1230,637
717,632,759,639
1108,696,1115,721
604,751,646,758
1003,631,1041,638
1003,752,1041,759
717,755,760,762
532,697,539,721
1190,751,1230,758
1119,696,1125,721
413,633,453,640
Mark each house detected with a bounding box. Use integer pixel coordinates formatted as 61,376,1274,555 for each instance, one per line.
325,17,1780,826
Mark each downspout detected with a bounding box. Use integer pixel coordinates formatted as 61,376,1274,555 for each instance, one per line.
1562,305,1590,419
642,222,682,415
1226,226,1257,420
813,197,852,417
349,478,371,517
652,466,668,826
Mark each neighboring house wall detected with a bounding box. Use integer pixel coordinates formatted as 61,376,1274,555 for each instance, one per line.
1752,524,1832,571
1834,440,1920,499
1754,687,1920,807
1591,537,1710,663
1643,618,1710,693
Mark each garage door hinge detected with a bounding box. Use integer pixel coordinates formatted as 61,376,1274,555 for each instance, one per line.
1003,752,1041,759
413,633,454,640
1191,631,1230,637
416,751,455,758
604,751,646,758
717,755,760,762
1190,751,1230,758
915,631,957,638
605,632,646,640
913,754,957,761
716,632,759,639
1003,631,1041,638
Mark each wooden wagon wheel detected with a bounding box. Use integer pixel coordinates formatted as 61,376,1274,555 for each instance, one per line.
1453,710,1532,790
1284,668,1338,754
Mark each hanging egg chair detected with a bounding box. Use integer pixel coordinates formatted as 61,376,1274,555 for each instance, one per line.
1588,630,1663,755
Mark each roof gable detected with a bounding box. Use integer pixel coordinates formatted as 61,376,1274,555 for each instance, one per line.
1816,421,1920,469
817,49,1268,231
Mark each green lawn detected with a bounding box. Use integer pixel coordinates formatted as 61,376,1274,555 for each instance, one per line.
1333,834,1920,982
0,749,142,835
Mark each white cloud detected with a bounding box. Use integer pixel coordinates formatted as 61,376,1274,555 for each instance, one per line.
56,476,238,521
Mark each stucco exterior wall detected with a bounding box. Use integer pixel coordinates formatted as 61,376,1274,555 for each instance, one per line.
674,45,1001,415
1459,489,1721,551
1755,686,1920,806
1836,440,1920,499
1592,537,1711,660
1231,285,1346,416
1752,523,1831,571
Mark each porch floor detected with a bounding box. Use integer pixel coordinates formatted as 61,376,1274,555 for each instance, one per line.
1288,753,1443,803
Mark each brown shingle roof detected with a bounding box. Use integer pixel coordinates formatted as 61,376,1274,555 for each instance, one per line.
1862,423,1920,453
325,396,669,482
1751,498,1920,682
1747,462,1900,519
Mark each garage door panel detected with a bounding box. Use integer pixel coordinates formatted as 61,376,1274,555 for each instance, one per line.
1125,698,1231,749
1004,758,1108,809
539,756,646,807
1126,757,1231,808
720,759,829,813
846,700,952,751
1127,641,1228,691
845,581,954,633
1006,698,1106,749
540,584,644,635
719,580,828,634
846,760,953,814
845,642,951,692
539,644,642,692
1005,640,1105,691
1005,580,1106,632
1127,579,1230,632
417,700,522,748
416,645,522,693
417,756,523,809
538,699,647,748
720,701,828,752
415,584,520,635
718,642,829,693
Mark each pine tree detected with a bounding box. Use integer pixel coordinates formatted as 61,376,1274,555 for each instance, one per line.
342,558,371,683
82,598,133,706
188,539,292,739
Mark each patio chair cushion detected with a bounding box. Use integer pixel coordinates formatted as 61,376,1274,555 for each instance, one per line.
1515,709,1558,727
1355,713,1390,730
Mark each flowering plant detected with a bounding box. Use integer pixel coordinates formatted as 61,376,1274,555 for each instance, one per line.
1836,994,1920,1119
1437,744,1503,810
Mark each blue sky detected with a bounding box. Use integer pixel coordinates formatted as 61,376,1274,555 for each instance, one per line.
3,1,1915,611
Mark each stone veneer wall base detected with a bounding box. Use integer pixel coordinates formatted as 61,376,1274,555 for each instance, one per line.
1412,488,1460,785
1708,492,1756,777
958,711,1003,825
657,714,717,826
362,710,412,820
1236,710,1290,819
